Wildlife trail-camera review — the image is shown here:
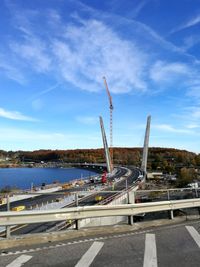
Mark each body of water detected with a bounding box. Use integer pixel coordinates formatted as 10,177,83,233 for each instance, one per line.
0,168,97,190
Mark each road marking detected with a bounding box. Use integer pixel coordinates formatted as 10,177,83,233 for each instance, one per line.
75,241,104,267
143,234,157,267
186,226,200,248
6,254,32,267
2,221,199,257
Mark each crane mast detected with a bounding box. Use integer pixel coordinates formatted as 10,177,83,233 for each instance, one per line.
103,76,113,172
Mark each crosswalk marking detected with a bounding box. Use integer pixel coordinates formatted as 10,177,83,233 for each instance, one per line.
75,241,104,267
143,234,157,267
186,226,200,248
6,254,32,267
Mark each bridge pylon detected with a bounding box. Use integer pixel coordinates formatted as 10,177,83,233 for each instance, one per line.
141,115,151,178
99,116,112,173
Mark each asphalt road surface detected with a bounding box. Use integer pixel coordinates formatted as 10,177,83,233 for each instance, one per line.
1,221,200,266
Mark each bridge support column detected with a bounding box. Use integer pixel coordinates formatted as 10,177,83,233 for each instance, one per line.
141,115,151,180
99,116,112,173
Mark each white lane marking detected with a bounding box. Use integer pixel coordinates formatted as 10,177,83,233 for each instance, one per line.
6,254,32,267
75,241,104,267
143,234,157,267
186,226,200,248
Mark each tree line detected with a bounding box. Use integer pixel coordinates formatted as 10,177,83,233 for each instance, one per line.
0,147,199,171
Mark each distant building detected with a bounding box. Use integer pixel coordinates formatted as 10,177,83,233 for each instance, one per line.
187,182,199,188
164,174,177,181
147,172,163,180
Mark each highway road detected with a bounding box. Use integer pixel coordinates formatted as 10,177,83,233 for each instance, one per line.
0,166,127,212
1,221,200,266
1,167,140,236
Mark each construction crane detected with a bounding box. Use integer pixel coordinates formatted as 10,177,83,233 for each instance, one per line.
103,76,114,172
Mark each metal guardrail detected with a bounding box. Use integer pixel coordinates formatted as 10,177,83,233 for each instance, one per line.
1,198,200,227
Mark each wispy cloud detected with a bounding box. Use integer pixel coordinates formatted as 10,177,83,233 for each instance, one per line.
154,124,193,134
76,116,98,125
10,36,51,73
170,14,200,34
30,83,60,100
76,0,200,64
3,0,200,98
52,19,147,93
0,107,37,121
0,127,100,150
150,61,190,83
0,55,26,84
128,0,149,18
186,124,200,129
182,35,200,51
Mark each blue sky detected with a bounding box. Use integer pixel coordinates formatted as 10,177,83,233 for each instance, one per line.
1,0,200,152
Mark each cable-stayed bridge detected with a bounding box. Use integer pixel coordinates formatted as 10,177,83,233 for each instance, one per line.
1,115,200,266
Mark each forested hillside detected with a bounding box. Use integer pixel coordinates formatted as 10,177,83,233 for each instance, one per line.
0,147,199,172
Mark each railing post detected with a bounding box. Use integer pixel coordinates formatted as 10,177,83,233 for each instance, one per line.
167,190,170,201
75,193,80,230
6,194,11,238
167,190,174,219
195,188,198,198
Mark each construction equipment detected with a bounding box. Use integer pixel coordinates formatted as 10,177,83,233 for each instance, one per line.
95,195,104,202
101,171,107,184
0,198,6,205
103,76,114,171
11,205,26,212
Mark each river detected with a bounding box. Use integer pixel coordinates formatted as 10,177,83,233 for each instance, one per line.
0,167,97,190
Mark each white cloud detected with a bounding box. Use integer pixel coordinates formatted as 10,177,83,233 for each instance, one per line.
186,82,200,99
0,127,100,150
0,128,69,142
10,37,51,73
52,19,147,93
31,99,44,111
153,124,192,134
186,124,200,129
76,0,200,64
0,56,26,84
190,108,200,119
0,107,37,121
182,35,200,51
76,116,98,125
5,2,200,95
150,61,190,83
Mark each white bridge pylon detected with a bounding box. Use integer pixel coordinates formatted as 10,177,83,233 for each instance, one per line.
141,115,151,177
99,116,112,173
